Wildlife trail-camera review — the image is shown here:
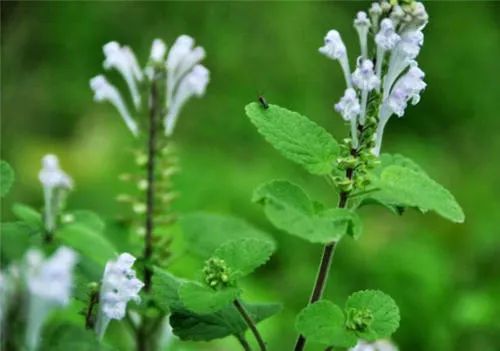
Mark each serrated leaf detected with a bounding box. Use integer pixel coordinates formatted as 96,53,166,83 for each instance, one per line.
253,180,361,243
376,165,465,223
345,290,400,340
0,160,15,197
179,282,240,314
12,203,43,229
171,302,282,341
214,238,274,278
295,300,357,348
180,212,275,259
377,153,427,175
58,224,116,266
245,102,339,175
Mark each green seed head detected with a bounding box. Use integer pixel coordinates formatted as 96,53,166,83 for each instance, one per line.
345,307,374,332
203,257,233,290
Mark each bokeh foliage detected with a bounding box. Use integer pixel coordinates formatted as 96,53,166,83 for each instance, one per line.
2,1,500,350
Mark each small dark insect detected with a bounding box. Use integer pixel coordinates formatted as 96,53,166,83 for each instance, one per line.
258,95,269,109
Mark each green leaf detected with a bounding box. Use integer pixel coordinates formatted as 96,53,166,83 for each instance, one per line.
0,222,40,261
253,180,361,243
12,203,43,229
245,102,339,175
295,300,357,348
171,302,282,341
179,282,240,314
62,210,106,233
0,160,15,197
58,223,116,266
180,212,275,259
214,238,275,278
377,153,427,175
151,268,185,311
376,165,465,223
345,290,400,340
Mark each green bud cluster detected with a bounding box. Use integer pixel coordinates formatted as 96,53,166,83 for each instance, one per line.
345,307,374,332
203,257,233,290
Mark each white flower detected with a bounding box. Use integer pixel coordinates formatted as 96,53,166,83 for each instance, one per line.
354,11,371,59
25,247,77,305
150,38,167,63
352,59,380,91
24,247,77,351
382,30,424,97
350,339,399,351
95,253,144,340
335,88,360,122
369,2,382,28
319,30,352,88
375,19,400,51
374,64,426,155
164,35,208,136
39,154,73,233
400,2,429,33
103,41,143,109
90,75,139,136
390,5,405,25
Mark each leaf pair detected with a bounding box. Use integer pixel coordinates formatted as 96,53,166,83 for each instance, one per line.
254,180,362,243
179,238,275,314
296,290,400,348
364,154,465,223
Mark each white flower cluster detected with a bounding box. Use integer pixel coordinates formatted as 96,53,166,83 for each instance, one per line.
319,1,428,154
90,35,209,137
38,154,73,233
24,247,78,350
95,253,144,340
350,339,399,351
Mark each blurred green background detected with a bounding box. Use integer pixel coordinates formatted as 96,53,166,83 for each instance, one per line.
2,1,500,350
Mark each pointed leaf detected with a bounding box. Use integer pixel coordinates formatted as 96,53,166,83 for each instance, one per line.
12,203,43,229
253,180,361,243
245,102,339,175
214,238,275,278
295,300,357,348
180,212,274,258
179,282,240,314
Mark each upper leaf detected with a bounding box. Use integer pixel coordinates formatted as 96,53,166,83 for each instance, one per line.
376,165,465,223
180,212,275,259
214,238,275,279
253,180,362,243
171,301,282,341
345,290,400,340
0,160,15,197
295,300,357,348
12,203,43,230
179,281,240,314
245,102,339,175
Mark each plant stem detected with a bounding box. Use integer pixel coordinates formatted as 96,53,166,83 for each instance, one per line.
294,156,356,351
84,290,99,330
143,79,159,292
236,333,253,351
233,299,267,351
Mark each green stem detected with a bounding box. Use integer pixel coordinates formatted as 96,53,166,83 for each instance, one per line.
236,333,253,351
233,299,267,351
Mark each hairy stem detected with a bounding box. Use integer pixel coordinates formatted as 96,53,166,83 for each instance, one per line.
294,156,356,351
233,299,267,351
143,79,159,292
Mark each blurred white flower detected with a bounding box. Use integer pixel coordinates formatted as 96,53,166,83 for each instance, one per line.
375,19,401,83
335,88,361,147
95,253,144,340
103,41,143,109
164,35,208,136
38,154,73,233
90,75,139,136
369,2,382,32
319,30,352,88
0,265,20,339
24,247,78,351
350,339,399,351
354,11,371,59
150,38,167,63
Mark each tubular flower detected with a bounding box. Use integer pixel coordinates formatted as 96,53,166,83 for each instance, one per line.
95,253,144,340
369,2,383,32
319,30,352,88
38,154,73,233
24,247,78,351
335,88,361,147
352,59,380,125
90,75,138,136
150,38,167,63
354,12,371,59
375,19,400,83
